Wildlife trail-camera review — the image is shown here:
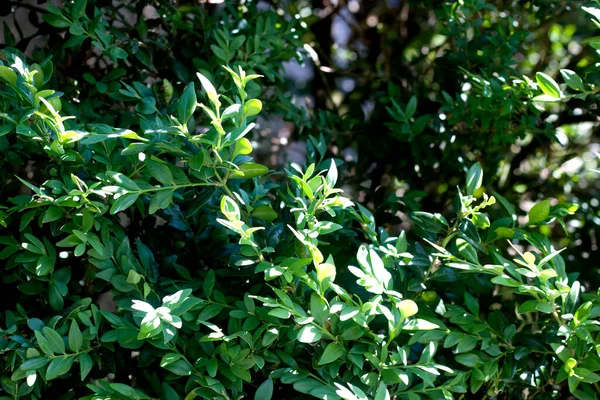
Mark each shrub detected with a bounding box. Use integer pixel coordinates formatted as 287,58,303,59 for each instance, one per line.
0,1,599,400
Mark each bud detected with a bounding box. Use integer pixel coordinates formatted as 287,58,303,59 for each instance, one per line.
162,79,173,103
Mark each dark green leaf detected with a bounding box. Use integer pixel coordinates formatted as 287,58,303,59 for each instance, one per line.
110,193,139,214
46,356,74,380
254,378,274,400
68,320,83,353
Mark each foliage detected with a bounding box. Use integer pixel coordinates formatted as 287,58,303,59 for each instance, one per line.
0,1,599,400
288,0,600,279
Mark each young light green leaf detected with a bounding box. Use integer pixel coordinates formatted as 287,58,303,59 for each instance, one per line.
326,159,338,188
315,262,336,283
220,195,240,222
397,299,418,319
231,163,269,179
197,72,220,108
528,199,550,224
536,72,561,99
243,99,262,117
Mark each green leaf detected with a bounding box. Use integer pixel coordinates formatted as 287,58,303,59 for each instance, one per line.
535,72,561,99
36,256,54,276
297,325,323,343
72,0,88,19
293,379,333,396
189,151,205,171
456,238,479,264
402,319,439,330
491,275,522,288
318,343,344,365
110,193,139,214
560,69,584,91
49,284,64,311
405,96,417,119
42,327,65,354
110,383,149,399
268,308,291,319
455,353,481,367
78,353,93,380
178,82,197,124
310,293,328,326
43,14,70,28
254,378,274,400
203,270,215,298
149,189,174,214
493,191,516,224
42,206,64,223
374,382,390,400
46,356,74,380
531,94,561,103
20,356,49,371
223,123,255,147
147,160,174,185
367,248,391,289
163,289,192,310
107,171,140,191
68,320,83,352
465,162,483,196
161,356,192,376
35,330,54,356
410,211,449,233
528,200,550,224
252,205,277,222
574,368,600,383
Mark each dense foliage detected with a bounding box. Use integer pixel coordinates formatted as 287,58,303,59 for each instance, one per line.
1,1,600,399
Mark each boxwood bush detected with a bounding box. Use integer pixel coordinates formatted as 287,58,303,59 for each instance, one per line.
0,1,599,400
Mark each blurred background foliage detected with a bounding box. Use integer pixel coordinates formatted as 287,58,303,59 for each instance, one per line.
1,0,599,285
